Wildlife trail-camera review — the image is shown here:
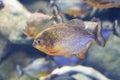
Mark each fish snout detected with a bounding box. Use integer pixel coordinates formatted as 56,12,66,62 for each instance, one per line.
33,39,43,47
33,40,38,47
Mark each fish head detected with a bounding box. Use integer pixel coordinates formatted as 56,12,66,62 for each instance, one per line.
33,30,56,54
33,34,46,52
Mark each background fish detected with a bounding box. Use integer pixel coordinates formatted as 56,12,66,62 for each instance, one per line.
16,58,57,79
33,20,101,59
84,0,120,8
49,0,93,16
24,12,55,38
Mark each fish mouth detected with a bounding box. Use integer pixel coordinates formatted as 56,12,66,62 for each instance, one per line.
33,41,38,47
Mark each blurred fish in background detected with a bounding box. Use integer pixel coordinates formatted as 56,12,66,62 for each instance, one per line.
16,58,57,80
24,5,64,39
24,11,55,39
49,0,93,17
84,0,120,8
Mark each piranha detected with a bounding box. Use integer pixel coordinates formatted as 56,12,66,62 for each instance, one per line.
84,0,120,8
33,19,102,59
24,7,63,39
24,12,56,39
0,0,4,10
84,20,120,46
49,0,93,16
51,19,120,67
16,58,57,79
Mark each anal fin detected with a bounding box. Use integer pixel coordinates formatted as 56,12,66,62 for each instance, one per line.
76,52,87,59
76,42,92,59
64,53,72,58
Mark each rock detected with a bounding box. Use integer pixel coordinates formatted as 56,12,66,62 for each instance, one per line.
47,65,110,80
0,33,8,60
0,46,46,80
86,36,120,80
0,0,31,44
72,73,91,80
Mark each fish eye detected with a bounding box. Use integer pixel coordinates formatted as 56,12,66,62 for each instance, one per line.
33,39,40,46
36,39,44,45
38,40,41,44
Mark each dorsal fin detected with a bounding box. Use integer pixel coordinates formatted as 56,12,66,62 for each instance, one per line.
36,8,47,14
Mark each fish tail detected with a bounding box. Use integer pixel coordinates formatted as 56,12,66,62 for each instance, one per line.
93,22,106,47
16,64,24,78
113,20,120,37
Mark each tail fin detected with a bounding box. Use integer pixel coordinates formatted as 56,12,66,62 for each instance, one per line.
93,22,105,47
16,65,24,78
113,20,120,37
